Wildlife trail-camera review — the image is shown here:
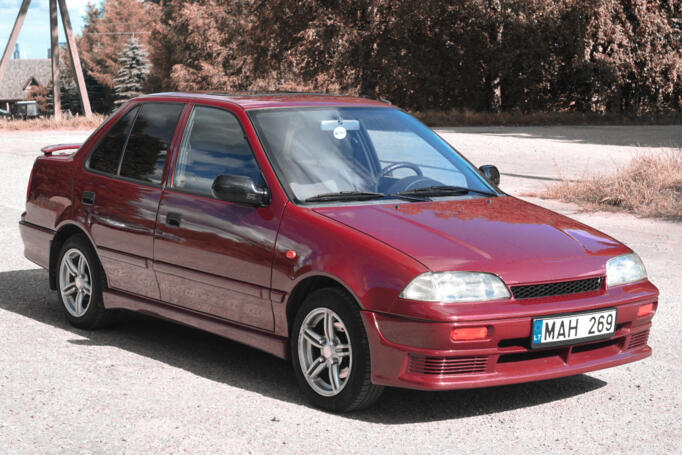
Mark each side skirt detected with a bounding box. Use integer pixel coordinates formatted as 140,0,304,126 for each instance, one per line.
103,289,289,359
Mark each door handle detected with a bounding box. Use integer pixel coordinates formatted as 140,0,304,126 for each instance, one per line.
82,191,96,205
166,212,182,227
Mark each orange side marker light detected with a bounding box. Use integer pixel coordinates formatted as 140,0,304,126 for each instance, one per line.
637,303,654,317
451,326,488,341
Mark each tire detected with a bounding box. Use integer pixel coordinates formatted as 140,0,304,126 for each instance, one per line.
56,234,113,329
291,288,384,412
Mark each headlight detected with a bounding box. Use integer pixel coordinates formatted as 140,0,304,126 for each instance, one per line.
606,253,647,286
399,272,510,303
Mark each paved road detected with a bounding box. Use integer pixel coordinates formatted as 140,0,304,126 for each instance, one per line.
0,128,680,453
437,125,682,195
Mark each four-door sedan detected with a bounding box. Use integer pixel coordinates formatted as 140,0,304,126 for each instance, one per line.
19,93,657,411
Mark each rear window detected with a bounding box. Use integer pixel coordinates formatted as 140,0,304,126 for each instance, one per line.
87,107,138,175
119,103,184,184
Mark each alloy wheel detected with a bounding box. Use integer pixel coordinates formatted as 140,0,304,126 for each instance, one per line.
297,307,353,397
59,248,92,318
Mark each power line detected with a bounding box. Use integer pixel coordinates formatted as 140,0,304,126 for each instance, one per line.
82,31,151,35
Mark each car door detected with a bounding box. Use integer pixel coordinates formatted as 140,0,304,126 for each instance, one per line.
153,104,281,331
75,102,185,299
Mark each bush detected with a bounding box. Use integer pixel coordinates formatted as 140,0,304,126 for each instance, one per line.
414,110,682,127
543,153,682,220
0,113,106,131
150,0,681,115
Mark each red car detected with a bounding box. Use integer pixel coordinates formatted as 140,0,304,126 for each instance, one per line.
20,93,657,412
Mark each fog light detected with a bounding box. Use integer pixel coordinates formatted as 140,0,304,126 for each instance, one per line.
451,326,488,341
637,303,654,317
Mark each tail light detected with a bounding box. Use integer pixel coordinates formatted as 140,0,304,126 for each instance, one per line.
26,166,34,201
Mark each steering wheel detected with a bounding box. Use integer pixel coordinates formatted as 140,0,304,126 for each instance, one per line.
377,162,423,182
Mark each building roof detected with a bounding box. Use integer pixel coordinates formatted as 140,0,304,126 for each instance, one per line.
138,92,392,110
0,59,52,101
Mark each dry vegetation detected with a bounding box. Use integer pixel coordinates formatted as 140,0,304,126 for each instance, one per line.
0,114,105,131
77,0,680,116
414,110,682,127
2,110,679,130
544,153,682,220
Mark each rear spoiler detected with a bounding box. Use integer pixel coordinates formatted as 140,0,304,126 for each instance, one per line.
41,143,82,156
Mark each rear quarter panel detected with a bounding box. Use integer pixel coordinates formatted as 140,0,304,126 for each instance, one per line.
24,104,121,231
21,108,126,269
24,153,77,229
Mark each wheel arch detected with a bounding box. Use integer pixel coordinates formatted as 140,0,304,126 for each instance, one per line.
285,273,363,337
49,222,102,290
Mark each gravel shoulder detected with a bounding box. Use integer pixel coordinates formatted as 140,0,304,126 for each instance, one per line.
0,127,680,454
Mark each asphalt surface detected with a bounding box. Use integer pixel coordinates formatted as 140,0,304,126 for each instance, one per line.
0,127,680,454
437,124,682,195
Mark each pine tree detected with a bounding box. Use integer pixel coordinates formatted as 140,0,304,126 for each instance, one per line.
79,0,159,90
113,37,149,106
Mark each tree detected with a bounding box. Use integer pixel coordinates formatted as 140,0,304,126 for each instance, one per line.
113,37,150,106
46,45,83,115
148,0,681,114
78,0,159,104
150,0,254,92
26,84,51,115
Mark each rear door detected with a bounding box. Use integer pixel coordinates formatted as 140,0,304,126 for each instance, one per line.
153,104,280,331
75,102,185,299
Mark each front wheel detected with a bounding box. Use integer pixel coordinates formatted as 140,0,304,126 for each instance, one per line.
291,288,383,412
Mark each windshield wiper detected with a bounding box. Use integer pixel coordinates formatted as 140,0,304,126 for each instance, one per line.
305,191,386,202
394,185,498,198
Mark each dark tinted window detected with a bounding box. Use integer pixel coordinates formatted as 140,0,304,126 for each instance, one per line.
119,103,184,184
174,106,261,197
88,107,138,174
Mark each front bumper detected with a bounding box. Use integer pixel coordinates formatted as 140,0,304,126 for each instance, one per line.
361,281,657,390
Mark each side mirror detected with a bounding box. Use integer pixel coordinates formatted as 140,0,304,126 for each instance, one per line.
211,174,270,207
479,165,500,186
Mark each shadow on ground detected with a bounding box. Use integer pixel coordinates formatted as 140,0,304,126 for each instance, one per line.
437,125,682,148
0,269,606,423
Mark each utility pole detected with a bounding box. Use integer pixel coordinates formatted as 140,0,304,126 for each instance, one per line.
0,0,31,87
57,0,91,117
0,0,91,118
50,0,61,120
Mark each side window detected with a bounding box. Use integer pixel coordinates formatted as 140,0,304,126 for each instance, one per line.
173,106,262,197
87,106,138,175
119,103,184,184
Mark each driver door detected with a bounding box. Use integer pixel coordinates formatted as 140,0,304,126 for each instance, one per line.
153,105,280,331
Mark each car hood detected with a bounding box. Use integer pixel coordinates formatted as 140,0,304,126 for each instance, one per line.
313,196,630,285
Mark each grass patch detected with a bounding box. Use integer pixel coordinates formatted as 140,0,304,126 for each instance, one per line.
0,114,105,131
543,153,682,220
414,109,682,127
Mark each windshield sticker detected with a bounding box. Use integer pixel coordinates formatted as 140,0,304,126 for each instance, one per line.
333,126,347,140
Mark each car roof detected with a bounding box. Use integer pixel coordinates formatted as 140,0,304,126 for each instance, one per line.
136,92,392,110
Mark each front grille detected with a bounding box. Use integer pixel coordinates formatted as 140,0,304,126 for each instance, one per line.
628,330,650,350
408,355,487,375
511,277,603,300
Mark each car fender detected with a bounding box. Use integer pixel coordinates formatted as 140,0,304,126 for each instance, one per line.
272,203,428,319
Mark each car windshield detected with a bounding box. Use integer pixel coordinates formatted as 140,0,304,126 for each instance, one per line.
249,107,498,203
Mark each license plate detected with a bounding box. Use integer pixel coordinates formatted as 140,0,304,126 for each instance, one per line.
531,308,617,348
